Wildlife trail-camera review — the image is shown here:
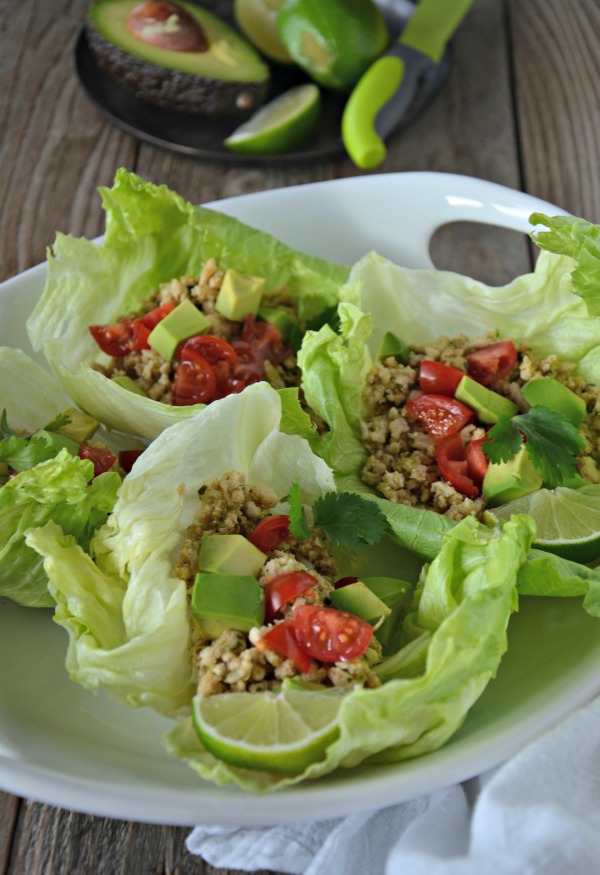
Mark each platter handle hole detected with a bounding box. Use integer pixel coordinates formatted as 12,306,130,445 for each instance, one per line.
429,221,537,286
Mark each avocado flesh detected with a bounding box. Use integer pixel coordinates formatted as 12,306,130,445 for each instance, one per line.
56,407,99,442
455,375,517,425
192,572,265,640
198,533,267,578
521,377,586,427
86,0,270,115
148,298,211,361
482,446,543,506
215,269,265,321
330,581,391,625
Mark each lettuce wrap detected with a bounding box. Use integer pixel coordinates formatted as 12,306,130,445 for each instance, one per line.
27,169,349,441
0,348,121,607
298,214,600,603
25,379,536,788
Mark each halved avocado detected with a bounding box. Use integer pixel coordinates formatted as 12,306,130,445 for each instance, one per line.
85,0,271,115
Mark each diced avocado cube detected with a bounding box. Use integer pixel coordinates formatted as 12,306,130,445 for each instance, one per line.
198,534,267,578
56,406,99,442
330,581,391,625
360,576,409,605
257,306,294,340
215,269,266,322
482,445,543,506
376,331,409,363
455,375,517,424
147,299,211,361
192,572,265,640
111,376,148,397
521,377,587,427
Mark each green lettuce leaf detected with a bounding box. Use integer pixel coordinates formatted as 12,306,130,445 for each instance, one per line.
25,383,336,717
0,451,120,607
27,169,349,441
165,514,535,790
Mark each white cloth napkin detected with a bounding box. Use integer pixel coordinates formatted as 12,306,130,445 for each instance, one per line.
187,694,600,874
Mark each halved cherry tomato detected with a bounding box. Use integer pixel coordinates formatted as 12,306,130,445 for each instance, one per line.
436,433,479,498
118,449,144,474
292,605,373,663
177,334,238,365
464,437,489,487
172,350,216,405
230,340,266,384
264,571,317,622
405,394,475,441
466,341,518,386
260,619,312,674
78,443,117,477
419,360,465,396
241,315,289,366
249,514,292,552
90,303,175,357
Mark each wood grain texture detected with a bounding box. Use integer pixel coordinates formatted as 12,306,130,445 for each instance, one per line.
1,0,599,872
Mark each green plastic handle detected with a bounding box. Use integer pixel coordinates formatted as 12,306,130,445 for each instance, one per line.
341,55,404,170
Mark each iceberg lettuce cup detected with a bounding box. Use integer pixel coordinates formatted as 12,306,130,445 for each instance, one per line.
27,169,349,441
25,381,536,789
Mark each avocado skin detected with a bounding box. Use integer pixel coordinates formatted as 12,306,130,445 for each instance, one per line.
84,17,270,116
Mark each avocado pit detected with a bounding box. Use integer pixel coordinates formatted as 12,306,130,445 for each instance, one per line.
127,1,208,53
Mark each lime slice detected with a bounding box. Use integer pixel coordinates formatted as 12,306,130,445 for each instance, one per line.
234,0,291,64
489,484,600,563
224,83,321,155
192,684,345,773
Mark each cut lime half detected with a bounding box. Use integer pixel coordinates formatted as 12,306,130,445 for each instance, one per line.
192,684,345,773
489,484,600,563
224,83,321,155
234,0,291,64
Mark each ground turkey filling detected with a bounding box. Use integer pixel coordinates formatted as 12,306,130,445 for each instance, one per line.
360,333,600,521
174,471,382,697
93,258,300,403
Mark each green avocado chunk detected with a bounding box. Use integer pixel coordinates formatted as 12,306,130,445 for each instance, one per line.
86,0,270,116
330,581,391,625
111,375,148,396
215,268,266,321
198,533,267,578
455,375,518,424
147,299,211,361
482,445,543,506
376,331,409,363
192,572,265,640
521,377,587,427
56,407,99,442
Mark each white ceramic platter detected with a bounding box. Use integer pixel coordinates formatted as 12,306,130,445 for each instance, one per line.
1,172,599,827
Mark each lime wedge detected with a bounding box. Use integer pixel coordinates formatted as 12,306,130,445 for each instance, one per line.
234,0,291,64
224,83,321,155
192,684,345,773
489,484,600,563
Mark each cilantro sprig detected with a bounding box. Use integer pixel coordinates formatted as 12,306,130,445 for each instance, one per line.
483,404,585,488
287,482,390,549
0,409,74,474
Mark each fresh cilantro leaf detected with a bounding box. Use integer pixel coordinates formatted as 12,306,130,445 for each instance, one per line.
483,415,523,464
287,481,311,541
312,492,389,550
0,431,58,472
43,412,71,432
516,405,584,487
483,405,584,487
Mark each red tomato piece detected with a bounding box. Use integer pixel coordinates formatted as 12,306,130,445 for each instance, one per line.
436,434,480,498
230,340,266,384
264,571,317,622
89,321,137,357
249,515,292,552
241,315,290,366
211,360,246,400
466,341,518,386
177,334,238,365
334,576,359,590
292,605,373,663
78,443,117,477
419,360,465,396
172,350,217,405
464,438,489,487
260,620,312,674
139,301,175,330
405,394,475,441
118,449,144,474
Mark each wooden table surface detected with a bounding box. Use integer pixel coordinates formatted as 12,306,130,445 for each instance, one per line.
1,0,599,872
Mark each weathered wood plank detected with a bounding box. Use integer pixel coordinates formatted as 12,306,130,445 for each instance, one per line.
0,793,19,875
